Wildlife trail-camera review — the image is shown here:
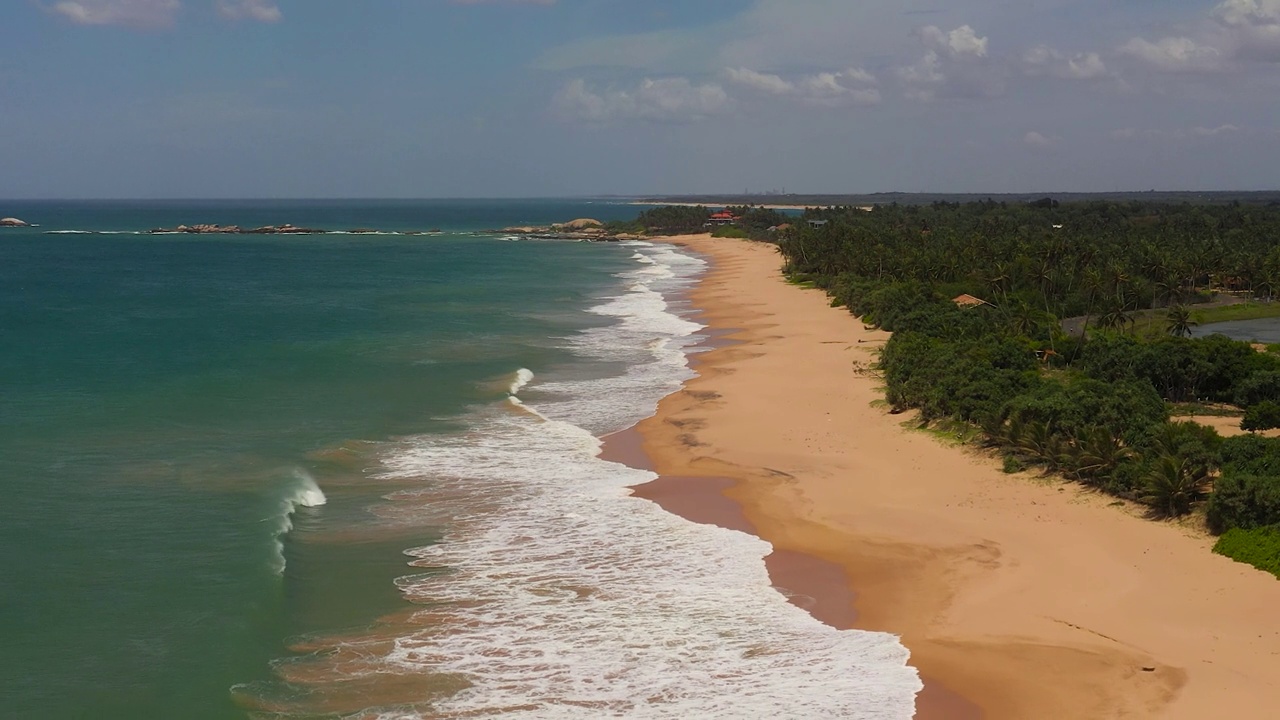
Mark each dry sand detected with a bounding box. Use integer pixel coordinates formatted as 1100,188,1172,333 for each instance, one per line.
628,234,1280,719
1185,413,1280,439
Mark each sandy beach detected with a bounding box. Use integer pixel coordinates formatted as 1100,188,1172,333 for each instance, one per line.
624,234,1280,719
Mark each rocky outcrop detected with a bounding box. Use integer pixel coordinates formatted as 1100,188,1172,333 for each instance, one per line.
245,224,325,234
148,223,325,235
554,218,604,230
1,217,30,227
497,218,621,241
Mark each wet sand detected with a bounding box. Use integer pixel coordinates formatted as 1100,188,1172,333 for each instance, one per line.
620,234,1280,719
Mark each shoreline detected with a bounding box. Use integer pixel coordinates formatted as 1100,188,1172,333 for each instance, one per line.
621,234,1280,718
629,200,829,211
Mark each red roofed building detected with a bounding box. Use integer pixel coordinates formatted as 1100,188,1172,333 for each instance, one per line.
708,210,738,226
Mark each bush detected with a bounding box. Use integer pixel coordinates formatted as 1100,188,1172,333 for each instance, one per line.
711,225,749,239
1235,371,1280,407
1212,526,1280,579
1207,473,1280,533
1005,377,1167,445
1002,454,1026,474
1221,434,1280,475
1141,454,1210,518
1242,401,1280,432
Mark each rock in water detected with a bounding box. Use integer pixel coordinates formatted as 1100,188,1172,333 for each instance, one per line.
0,217,30,227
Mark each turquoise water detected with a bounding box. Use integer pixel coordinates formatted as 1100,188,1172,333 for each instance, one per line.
0,202,921,719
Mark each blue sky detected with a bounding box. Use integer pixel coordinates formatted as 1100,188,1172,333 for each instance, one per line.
2,0,1279,197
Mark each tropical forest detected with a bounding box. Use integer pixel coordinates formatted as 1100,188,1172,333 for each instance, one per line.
760,200,1280,577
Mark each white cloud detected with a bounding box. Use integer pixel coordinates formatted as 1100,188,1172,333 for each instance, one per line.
1023,131,1058,148
1214,0,1280,27
725,66,880,107
1193,123,1241,136
918,24,989,58
1213,0,1280,60
1118,0,1280,72
551,77,730,124
898,24,1003,101
51,0,179,28
1119,36,1224,72
1022,46,1109,80
216,0,281,22
724,67,792,95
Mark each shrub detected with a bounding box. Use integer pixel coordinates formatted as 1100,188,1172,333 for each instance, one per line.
1207,473,1280,533
711,225,749,239
1221,434,1280,475
1212,526,1280,579
1235,371,1280,407
1242,401,1280,432
1005,377,1167,445
1141,454,1210,518
1002,454,1026,474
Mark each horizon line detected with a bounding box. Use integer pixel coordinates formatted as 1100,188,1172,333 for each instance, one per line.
5,189,1280,203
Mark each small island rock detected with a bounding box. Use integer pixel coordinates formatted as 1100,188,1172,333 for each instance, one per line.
1,217,30,227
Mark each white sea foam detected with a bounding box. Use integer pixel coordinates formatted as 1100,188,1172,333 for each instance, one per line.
508,368,536,397
342,242,922,718
269,468,328,574
374,409,920,719
531,242,705,434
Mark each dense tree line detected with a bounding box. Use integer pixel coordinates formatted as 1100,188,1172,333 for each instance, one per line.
773,200,1280,577
608,205,793,238
782,200,1280,320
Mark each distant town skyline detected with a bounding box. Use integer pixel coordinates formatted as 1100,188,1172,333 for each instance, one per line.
3,0,1280,198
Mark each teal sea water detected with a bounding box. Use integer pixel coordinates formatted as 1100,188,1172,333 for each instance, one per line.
0,201,921,719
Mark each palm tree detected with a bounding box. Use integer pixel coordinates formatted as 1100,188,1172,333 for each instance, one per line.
1165,305,1197,338
1095,295,1134,332
1001,298,1046,337
1073,427,1136,484
1018,421,1063,471
1141,455,1211,518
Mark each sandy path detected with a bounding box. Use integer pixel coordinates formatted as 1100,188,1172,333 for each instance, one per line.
634,235,1280,719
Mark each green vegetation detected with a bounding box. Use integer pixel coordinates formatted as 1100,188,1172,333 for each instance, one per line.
1191,302,1280,326
633,206,712,234
1213,526,1280,578
612,204,792,239
1243,402,1280,432
756,199,1280,577
711,225,749,239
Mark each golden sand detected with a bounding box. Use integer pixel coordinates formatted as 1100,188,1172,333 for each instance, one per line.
632,234,1280,719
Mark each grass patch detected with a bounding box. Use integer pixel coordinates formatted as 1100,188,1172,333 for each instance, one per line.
1168,401,1244,418
1212,526,1280,579
1191,302,1280,326
711,225,749,239
909,418,983,447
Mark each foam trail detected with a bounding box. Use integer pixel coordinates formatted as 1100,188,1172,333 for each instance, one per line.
270,469,327,573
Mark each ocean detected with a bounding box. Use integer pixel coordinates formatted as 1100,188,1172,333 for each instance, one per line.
0,200,920,719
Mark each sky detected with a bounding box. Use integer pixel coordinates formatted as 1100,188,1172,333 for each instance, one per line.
2,0,1280,197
